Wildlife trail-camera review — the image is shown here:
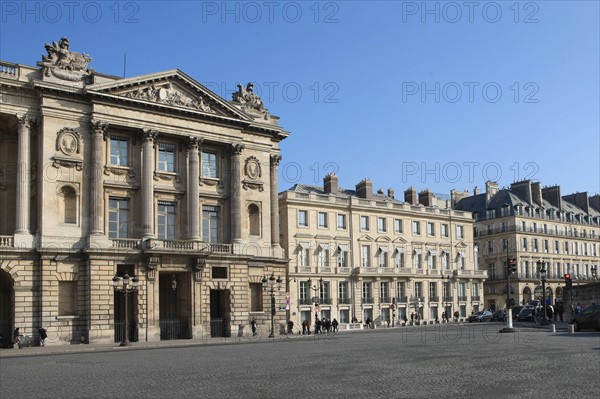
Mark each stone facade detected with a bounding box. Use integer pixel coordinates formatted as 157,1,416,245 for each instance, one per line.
453,180,600,311
0,39,288,346
279,175,486,329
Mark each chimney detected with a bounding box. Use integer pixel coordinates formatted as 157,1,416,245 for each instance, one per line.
510,180,532,205
404,187,417,205
485,181,499,206
450,189,470,208
473,186,480,195
589,194,600,212
562,192,589,213
355,179,372,199
418,189,433,207
387,188,395,199
531,182,543,206
323,173,338,194
542,185,562,209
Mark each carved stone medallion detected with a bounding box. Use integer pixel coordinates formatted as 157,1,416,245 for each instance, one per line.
244,156,262,180
56,128,81,156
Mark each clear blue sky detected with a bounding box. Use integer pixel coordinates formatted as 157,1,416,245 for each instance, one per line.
1,1,598,198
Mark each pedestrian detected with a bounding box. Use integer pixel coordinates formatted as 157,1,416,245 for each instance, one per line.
38,326,47,347
410,312,415,323
332,318,338,333
575,303,582,314
454,310,459,322
546,305,554,322
315,318,322,334
386,317,390,328
403,314,408,325
287,320,294,335
13,327,21,349
250,317,257,337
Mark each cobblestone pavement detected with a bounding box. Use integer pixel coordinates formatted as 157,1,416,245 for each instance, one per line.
1,323,598,399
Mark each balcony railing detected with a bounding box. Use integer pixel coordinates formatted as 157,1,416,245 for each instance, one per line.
319,298,332,305
472,296,481,301
443,296,453,302
458,296,468,302
0,235,14,248
111,238,140,249
429,296,439,302
380,296,392,303
338,298,351,304
361,297,374,304
396,296,408,303
149,240,233,254
298,298,312,305
0,62,19,79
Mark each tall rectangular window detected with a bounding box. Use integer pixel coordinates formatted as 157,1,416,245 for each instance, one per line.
158,201,176,240
456,225,464,239
158,142,175,172
299,281,308,304
318,212,328,228
319,247,330,267
361,245,370,268
441,224,449,237
337,247,348,268
395,251,405,268
109,198,129,239
320,281,330,303
378,249,388,268
394,219,403,233
202,205,219,243
250,283,263,311
380,282,389,300
427,222,435,236
377,217,386,232
299,245,310,267
362,282,372,300
397,282,406,300
337,214,347,229
412,221,421,235
429,282,437,298
202,151,218,178
298,210,308,227
338,282,348,302
110,136,128,166
415,282,422,299
360,215,370,231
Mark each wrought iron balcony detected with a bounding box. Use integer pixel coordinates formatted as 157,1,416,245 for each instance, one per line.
361,297,374,304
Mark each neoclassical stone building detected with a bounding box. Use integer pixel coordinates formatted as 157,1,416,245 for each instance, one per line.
0,38,288,345
279,174,487,328
453,180,600,311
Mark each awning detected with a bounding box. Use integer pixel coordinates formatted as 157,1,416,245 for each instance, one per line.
413,249,422,255
394,247,406,254
298,242,310,250
317,243,330,251
427,249,437,257
378,246,388,253
336,244,349,254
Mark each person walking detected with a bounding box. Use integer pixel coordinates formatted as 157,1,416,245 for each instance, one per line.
250,317,257,337
331,318,338,333
557,302,565,322
38,326,47,347
13,328,21,349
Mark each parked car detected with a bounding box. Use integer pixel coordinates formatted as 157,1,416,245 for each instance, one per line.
517,307,535,322
492,310,506,321
511,306,525,319
468,310,493,323
570,305,600,331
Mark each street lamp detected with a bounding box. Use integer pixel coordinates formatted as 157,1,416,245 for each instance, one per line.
112,273,139,346
262,272,282,338
308,278,323,330
591,265,598,280
537,261,548,325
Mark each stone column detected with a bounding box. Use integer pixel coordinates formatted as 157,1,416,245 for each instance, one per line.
89,120,109,236
230,143,244,243
141,129,158,240
187,137,201,240
15,114,35,235
270,154,282,252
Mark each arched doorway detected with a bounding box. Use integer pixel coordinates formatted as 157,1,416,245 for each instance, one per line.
0,270,14,348
522,286,532,305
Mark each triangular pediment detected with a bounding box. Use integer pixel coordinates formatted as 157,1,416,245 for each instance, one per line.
454,241,468,248
87,69,250,120
392,237,408,244
357,234,375,242
375,236,391,243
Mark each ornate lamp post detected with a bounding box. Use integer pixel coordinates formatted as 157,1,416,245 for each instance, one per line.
262,272,282,338
537,261,548,325
112,273,139,346
308,278,323,330
444,275,451,322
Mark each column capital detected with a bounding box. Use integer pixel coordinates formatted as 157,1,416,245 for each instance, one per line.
231,143,245,156
188,136,203,149
17,114,37,130
90,120,110,139
270,154,282,166
141,129,159,142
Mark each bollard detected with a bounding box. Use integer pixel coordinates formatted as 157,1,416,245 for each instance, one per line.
568,324,575,334
550,324,556,333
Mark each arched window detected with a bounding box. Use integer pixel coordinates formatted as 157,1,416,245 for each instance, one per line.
248,204,260,236
58,185,77,224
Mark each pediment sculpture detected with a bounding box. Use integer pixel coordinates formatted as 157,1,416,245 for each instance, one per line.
124,83,214,113
38,37,92,81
